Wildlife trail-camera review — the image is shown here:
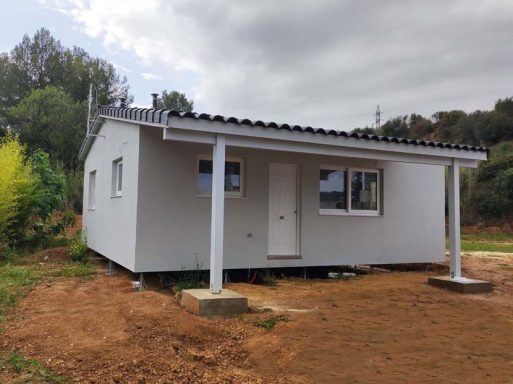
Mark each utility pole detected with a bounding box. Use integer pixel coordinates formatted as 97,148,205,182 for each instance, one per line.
375,104,381,130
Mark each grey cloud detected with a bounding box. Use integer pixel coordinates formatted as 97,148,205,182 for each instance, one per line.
45,0,513,130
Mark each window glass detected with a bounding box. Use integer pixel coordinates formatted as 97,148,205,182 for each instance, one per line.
88,171,96,209
351,171,378,210
112,158,123,196
117,162,123,193
320,169,346,210
197,159,242,194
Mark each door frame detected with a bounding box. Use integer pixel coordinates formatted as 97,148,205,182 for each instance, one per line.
267,163,301,259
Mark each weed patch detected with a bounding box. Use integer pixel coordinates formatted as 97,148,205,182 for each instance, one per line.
254,315,289,330
51,263,95,278
0,350,65,383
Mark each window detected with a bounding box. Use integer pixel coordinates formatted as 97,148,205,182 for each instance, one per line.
320,168,347,210
88,170,96,209
351,171,378,211
112,158,123,197
319,166,380,215
197,155,244,197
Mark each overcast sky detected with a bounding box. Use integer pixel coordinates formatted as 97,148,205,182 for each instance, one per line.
2,0,513,130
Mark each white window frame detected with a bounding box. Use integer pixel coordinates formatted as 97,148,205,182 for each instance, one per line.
196,154,245,198
112,157,123,197
319,165,381,216
88,170,96,210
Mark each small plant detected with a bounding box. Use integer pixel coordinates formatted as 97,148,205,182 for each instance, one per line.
254,315,289,330
174,255,208,291
259,269,278,286
69,236,89,263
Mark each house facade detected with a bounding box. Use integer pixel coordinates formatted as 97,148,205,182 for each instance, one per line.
80,104,487,293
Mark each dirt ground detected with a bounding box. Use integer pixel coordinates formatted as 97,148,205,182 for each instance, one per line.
2,252,513,384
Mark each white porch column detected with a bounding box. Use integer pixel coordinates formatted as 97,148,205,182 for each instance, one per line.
210,134,226,293
448,158,461,279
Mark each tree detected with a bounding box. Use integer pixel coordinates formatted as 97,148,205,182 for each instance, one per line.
409,113,433,139
8,87,86,170
0,28,131,123
379,115,410,138
470,153,513,222
352,126,376,134
495,97,513,117
157,90,194,111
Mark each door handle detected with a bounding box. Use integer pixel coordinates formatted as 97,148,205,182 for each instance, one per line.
280,215,285,219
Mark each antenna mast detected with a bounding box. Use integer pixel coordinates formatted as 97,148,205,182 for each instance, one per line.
375,104,381,130
87,83,93,135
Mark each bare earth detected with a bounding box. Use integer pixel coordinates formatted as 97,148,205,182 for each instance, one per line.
2,252,513,384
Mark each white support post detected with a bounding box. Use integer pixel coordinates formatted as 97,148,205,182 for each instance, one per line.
210,134,226,293
448,158,461,279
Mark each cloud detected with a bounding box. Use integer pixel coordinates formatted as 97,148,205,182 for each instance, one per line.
141,72,162,80
41,0,513,129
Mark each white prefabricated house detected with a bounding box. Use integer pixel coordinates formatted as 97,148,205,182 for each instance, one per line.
79,101,487,293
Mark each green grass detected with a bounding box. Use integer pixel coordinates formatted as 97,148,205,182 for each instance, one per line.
51,263,94,278
0,265,41,321
446,232,513,253
0,350,66,383
460,241,513,253
0,247,95,321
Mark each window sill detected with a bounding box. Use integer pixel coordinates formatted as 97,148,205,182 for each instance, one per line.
196,194,247,199
111,195,122,199
87,208,96,211
319,209,381,217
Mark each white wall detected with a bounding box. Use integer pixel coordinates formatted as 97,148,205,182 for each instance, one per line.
134,126,445,272
82,119,140,271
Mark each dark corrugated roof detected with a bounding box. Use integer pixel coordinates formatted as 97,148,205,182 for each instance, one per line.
98,105,488,153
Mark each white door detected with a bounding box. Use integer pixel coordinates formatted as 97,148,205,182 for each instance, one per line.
268,164,298,256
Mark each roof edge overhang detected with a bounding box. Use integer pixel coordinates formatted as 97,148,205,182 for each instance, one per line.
79,107,488,167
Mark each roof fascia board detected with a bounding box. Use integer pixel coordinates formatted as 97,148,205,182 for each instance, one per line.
164,127,478,168
165,117,487,162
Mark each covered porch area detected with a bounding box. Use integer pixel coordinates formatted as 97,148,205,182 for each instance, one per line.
160,116,489,314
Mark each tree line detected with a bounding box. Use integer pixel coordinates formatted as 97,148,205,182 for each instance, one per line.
0,29,193,252
353,101,513,226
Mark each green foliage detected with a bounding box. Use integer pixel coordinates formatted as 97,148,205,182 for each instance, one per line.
0,28,131,116
0,350,65,382
30,149,74,245
69,236,89,263
379,115,410,138
174,256,208,291
258,269,278,286
157,90,194,111
470,153,513,222
0,135,36,250
0,264,39,319
1,28,133,185
63,168,83,212
8,86,86,170
254,315,289,329
53,263,94,278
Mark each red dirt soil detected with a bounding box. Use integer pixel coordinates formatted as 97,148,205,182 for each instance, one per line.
2,253,513,383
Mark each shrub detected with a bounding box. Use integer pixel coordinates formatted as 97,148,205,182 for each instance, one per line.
0,134,36,250
69,237,89,263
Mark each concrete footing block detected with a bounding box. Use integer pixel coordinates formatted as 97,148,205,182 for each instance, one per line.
181,289,248,315
428,276,492,294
